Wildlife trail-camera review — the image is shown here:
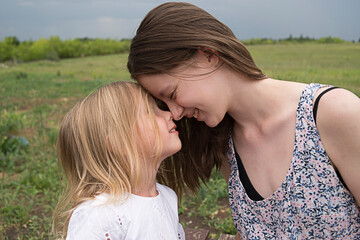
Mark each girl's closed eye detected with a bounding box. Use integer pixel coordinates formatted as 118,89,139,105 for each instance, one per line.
169,90,175,100
169,86,178,100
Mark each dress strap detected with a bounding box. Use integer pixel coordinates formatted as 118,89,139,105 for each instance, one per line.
313,86,338,124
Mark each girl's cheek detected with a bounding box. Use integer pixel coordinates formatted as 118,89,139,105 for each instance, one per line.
176,96,189,107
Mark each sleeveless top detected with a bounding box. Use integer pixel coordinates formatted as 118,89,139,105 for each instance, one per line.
227,83,360,239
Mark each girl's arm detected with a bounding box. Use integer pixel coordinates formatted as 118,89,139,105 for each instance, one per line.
316,88,360,205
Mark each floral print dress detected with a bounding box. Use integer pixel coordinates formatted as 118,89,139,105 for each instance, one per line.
227,83,360,239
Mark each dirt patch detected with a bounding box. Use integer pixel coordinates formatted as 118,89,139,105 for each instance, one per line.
180,197,233,237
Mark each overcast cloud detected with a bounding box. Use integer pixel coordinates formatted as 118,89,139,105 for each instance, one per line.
1,0,359,41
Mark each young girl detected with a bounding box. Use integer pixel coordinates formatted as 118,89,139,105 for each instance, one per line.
52,81,185,240
128,2,360,239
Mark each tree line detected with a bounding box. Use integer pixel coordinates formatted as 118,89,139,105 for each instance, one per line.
0,35,357,63
242,35,354,45
0,36,130,63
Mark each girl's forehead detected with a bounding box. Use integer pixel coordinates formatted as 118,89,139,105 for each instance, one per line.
138,74,179,100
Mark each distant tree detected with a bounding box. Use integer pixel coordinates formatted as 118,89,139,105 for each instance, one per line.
4,36,20,46
76,37,93,42
0,37,21,61
317,36,345,44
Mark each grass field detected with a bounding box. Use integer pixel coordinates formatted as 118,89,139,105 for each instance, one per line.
1,43,360,239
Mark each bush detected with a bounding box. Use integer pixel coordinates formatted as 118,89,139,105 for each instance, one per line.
0,37,19,61
0,109,27,135
317,36,346,44
0,135,28,154
0,36,131,62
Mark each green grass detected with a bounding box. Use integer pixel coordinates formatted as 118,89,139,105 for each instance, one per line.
1,43,360,239
250,43,360,95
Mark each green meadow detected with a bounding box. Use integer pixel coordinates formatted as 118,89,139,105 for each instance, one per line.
1,43,359,239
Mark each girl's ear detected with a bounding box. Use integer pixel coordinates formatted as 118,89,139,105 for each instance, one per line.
196,48,219,66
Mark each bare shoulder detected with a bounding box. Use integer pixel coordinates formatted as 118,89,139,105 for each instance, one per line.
315,87,360,167
316,87,360,129
315,87,360,204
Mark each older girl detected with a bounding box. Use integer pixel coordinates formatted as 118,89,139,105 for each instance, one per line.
127,2,360,239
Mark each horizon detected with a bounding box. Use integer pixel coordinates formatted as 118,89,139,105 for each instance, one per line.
1,0,359,42
2,34,357,43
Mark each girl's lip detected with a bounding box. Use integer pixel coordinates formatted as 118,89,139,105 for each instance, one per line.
187,108,199,119
169,125,177,133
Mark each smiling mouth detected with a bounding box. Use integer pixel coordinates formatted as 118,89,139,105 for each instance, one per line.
169,125,177,133
193,109,199,119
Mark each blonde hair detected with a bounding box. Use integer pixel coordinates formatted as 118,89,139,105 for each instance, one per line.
52,81,163,238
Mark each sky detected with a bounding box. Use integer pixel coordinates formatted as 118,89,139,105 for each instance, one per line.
1,0,359,42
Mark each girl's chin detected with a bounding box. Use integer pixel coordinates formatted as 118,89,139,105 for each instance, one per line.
162,146,182,159
206,122,219,128
204,117,222,128
204,119,219,128
191,113,222,128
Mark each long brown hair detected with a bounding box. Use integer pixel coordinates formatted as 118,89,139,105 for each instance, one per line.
128,2,266,195
52,81,163,239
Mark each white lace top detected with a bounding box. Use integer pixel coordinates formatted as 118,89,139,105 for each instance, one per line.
66,183,185,240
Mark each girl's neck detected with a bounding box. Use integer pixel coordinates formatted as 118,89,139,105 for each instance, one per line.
227,77,274,127
131,163,161,197
132,179,158,197
227,77,305,132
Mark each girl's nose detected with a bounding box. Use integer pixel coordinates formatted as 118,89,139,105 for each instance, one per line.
168,103,184,120
168,112,173,121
